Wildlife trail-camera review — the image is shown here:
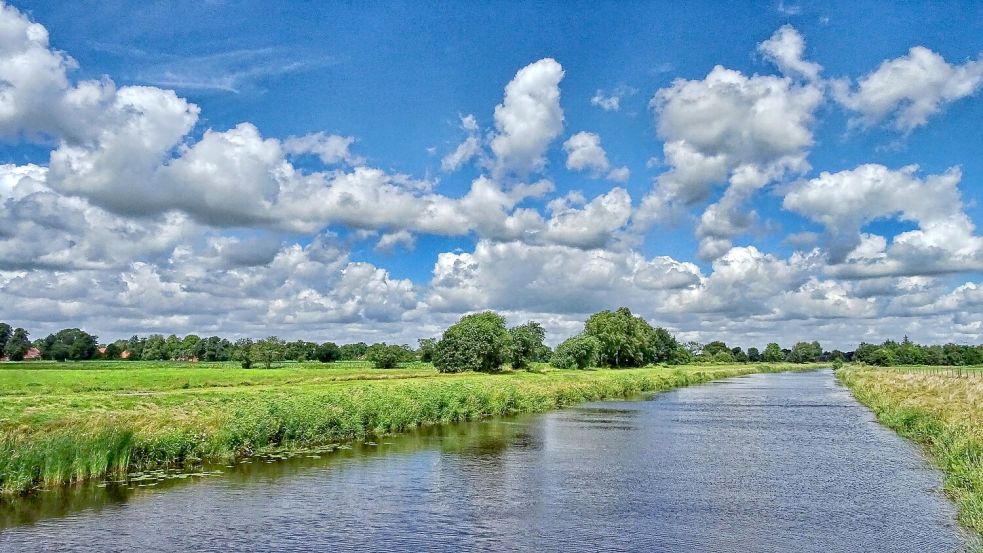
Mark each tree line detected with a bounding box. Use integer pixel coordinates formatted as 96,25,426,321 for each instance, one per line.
2,316,980,370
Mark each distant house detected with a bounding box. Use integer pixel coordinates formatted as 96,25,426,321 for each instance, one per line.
120,350,131,359
23,348,42,361
98,347,108,356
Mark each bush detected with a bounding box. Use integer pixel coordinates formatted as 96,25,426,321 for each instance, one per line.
832,358,844,370
550,334,601,369
433,312,511,373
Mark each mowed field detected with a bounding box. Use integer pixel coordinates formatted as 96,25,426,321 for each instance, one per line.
0,360,815,495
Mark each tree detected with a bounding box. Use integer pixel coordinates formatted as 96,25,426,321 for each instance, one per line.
508,321,546,370
339,342,368,360
234,338,254,368
365,343,409,369
762,342,785,362
315,342,342,363
582,307,683,367
417,338,437,363
40,328,98,361
433,311,511,373
141,334,167,361
4,328,30,361
0,323,11,353
747,347,761,362
702,341,730,356
252,336,286,369
550,334,601,369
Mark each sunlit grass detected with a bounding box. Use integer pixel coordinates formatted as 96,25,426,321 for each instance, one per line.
838,366,983,542
0,361,817,496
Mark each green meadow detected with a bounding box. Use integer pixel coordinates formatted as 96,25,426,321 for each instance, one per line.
0,360,815,496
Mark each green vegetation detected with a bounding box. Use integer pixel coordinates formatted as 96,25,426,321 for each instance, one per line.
838,366,983,541
0,360,816,496
854,336,983,366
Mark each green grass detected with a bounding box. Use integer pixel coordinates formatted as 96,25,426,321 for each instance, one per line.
0,360,817,496
838,366,983,545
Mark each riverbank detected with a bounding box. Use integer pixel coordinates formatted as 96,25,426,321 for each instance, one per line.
0,362,817,496
837,366,983,541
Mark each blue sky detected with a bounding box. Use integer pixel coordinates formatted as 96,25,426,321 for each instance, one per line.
1,1,982,348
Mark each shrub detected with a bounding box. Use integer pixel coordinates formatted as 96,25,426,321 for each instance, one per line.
365,343,409,369
550,334,601,369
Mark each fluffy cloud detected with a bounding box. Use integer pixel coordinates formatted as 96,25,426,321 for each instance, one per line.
833,46,983,132
639,26,822,258
757,25,822,81
562,131,630,181
283,132,361,165
783,164,983,277
490,58,565,176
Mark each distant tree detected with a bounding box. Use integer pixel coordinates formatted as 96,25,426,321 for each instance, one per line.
141,334,167,361
4,328,30,361
339,342,369,360
0,323,11,353
582,307,685,367
550,334,601,369
125,335,145,360
762,342,784,362
747,347,761,362
702,341,730,356
285,340,318,362
508,321,546,370
252,336,286,369
234,338,254,368
315,342,342,363
731,347,749,363
104,342,122,360
417,338,438,363
365,343,409,369
433,311,511,373
40,328,98,361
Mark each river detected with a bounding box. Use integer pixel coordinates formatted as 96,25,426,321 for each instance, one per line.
0,370,969,552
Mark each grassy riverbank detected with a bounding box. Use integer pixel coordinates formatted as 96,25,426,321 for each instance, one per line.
0,361,815,496
838,366,983,539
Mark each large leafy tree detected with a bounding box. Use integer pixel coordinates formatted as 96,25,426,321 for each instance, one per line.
433,311,511,373
40,328,98,361
508,321,546,370
583,307,682,367
315,341,342,363
3,328,31,361
252,336,286,369
762,342,785,362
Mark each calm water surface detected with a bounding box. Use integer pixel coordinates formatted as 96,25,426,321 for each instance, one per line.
0,370,969,552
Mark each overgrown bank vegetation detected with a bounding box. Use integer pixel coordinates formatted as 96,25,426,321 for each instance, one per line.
838,366,983,540
0,362,816,496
